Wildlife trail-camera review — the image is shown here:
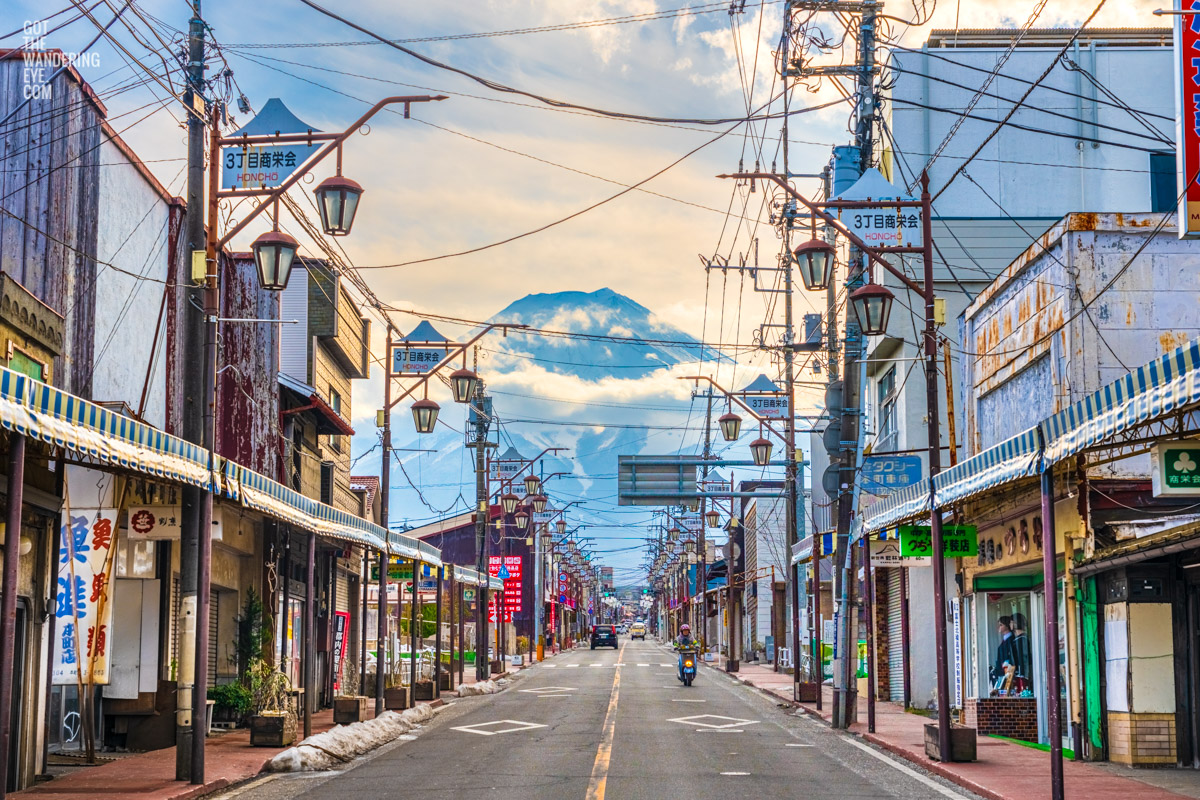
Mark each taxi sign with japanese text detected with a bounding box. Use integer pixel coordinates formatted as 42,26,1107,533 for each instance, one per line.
860,455,923,493
898,524,977,558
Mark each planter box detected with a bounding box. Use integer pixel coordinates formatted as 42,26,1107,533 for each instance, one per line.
489,659,503,675
413,679,435,701
383,687,408,710
333,696,368,724
439,672,453,691
250,713,296,748
924,723,977,763
796,682,821,703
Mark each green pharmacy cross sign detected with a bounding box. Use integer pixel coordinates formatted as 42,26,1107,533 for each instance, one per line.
1153,441,1200,497
898,524,978,558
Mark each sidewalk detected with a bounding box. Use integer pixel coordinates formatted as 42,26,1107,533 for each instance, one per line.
720,660,1199,800
14,675,475,800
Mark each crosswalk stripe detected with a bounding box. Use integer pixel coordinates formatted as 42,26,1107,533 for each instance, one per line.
637,663,649,666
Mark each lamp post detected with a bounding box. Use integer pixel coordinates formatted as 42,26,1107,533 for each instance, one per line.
722,170,962,763
177,91,447,783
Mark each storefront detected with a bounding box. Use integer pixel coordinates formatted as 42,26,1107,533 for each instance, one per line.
960,496,1077,750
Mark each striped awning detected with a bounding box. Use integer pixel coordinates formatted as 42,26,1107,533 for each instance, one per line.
934,426,1041,508
0,369,217,492
452,564,504,590
0,366,441,563
856,479,931,538
1041,339,1200,464
859,339,1200,536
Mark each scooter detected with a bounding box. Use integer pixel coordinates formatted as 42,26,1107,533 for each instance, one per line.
677,648,698,687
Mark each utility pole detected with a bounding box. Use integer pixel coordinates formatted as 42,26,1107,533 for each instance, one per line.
699,389,713,644
376,327,394,716
473,374,491,681
831,0,877,730
177,0,206,781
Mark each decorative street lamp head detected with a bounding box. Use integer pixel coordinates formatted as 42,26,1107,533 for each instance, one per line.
668,526,680,541
501,492,520,515
556,519,567,535
250,229,299,291
718,411,742,443
531,494,548,514
567,539,577,553
523,474,541,495
313,174,364,236
750,436,773,466
849,282,895,336
705,509,720,528
449,368,479,404
684,539,696,554
514,510,530,530
411,398,440,434
793,238,835,292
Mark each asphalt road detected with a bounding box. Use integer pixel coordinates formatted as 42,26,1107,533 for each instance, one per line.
226,640,981,800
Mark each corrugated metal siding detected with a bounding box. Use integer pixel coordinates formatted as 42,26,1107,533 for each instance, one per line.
888,569,904,701
279,272,310,384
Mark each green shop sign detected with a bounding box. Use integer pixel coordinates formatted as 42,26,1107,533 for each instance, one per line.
1153,440,1200,496
370,562,414,582
898,524,978,557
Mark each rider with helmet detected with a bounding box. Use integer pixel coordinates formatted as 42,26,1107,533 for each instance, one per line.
674,623,699,682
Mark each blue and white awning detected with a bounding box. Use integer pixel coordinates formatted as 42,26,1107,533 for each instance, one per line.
859,339,1200,536
856,479,931,538
0,367,440,563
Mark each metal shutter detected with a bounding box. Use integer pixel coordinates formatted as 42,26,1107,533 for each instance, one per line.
207,593,219,688
888,568,904,702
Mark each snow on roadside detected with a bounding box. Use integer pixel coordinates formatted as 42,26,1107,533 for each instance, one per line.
266,704,438,772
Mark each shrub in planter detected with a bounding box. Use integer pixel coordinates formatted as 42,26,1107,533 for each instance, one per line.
208,682,252,725
246,658,296,747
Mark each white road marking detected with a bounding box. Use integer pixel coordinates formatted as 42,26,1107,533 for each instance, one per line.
452,720,548,736
720,772,751,776
786,743,814,747
670,715,759,729
841,736,972,799
537,694,570,698
543,664,557,668
671,699,706,703
519,686,576,694
589,664,605,668
659,663,673,667
566,664,580,668
637,663,649,666
698,729,744,733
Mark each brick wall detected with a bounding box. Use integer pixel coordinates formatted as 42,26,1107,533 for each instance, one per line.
963,697,1038,743
1108,712,1177,765
873,570,890,699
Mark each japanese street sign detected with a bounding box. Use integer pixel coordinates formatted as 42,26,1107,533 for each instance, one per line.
860,455,923,493
745,394,788,419
1175,8,1200,237
53,508,118,685
898,524,977,558
1152,440,1200,495
127,505,181,540
869,538,930,568
390,345,450,376
221,144,311,190
834,168,922,248
331,611,349,692
489,555,523,622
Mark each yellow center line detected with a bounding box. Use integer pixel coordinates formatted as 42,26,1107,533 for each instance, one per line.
585,641,627,800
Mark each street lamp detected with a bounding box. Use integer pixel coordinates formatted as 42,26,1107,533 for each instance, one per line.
750,436,773,466
501,493,520,515
524,474,541,495
705,509,720,528
793,238,835,292
530,494,548,514
718,411,742,442
514,510,530,531
313,173,364,236
250,229,299,292
668,526,680,541
556,519,567,535
449,367,479,403
411,397,440,434
849,282,895,336
541,530,552,549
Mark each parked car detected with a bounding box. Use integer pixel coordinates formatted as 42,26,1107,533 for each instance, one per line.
630,622,646,640
590,624,618,649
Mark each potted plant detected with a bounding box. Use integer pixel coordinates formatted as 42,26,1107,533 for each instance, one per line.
208,682,252,727
333,667,368,724
383,672,407,710
247,658,297,747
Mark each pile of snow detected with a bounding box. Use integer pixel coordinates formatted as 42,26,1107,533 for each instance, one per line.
457,680,499,697
266,705,439,772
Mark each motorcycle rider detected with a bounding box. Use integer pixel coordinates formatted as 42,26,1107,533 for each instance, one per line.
674,623,699,682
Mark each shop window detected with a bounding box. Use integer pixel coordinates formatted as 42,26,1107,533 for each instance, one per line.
985,592,1035,697
876,367,898,453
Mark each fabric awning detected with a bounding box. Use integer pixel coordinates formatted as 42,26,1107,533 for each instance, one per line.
934,427,1041,508
452,564,504,590
0,366,438,563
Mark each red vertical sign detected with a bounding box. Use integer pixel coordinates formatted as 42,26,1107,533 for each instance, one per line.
1178,2,1200,236
331,611,349,692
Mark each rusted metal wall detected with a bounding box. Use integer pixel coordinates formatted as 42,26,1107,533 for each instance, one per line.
218,254,281,476
0,57,101,394
962,212,1200,475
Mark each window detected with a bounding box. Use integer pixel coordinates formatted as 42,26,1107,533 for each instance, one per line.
329,387,341,415
7,345,45,381
320,461,335,505
1150,152,1174,214
876,367,898,453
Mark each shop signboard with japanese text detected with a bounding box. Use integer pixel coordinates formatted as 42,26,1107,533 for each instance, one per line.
52,509,119,684
860,455,922,494
390,345,450,376
869,538,930,568
1151,439,1200,495
488,555,523,623
898,524,977,558
744,394,787,419
221,144,313,191
1175,3,1200,237
331,611,349,692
